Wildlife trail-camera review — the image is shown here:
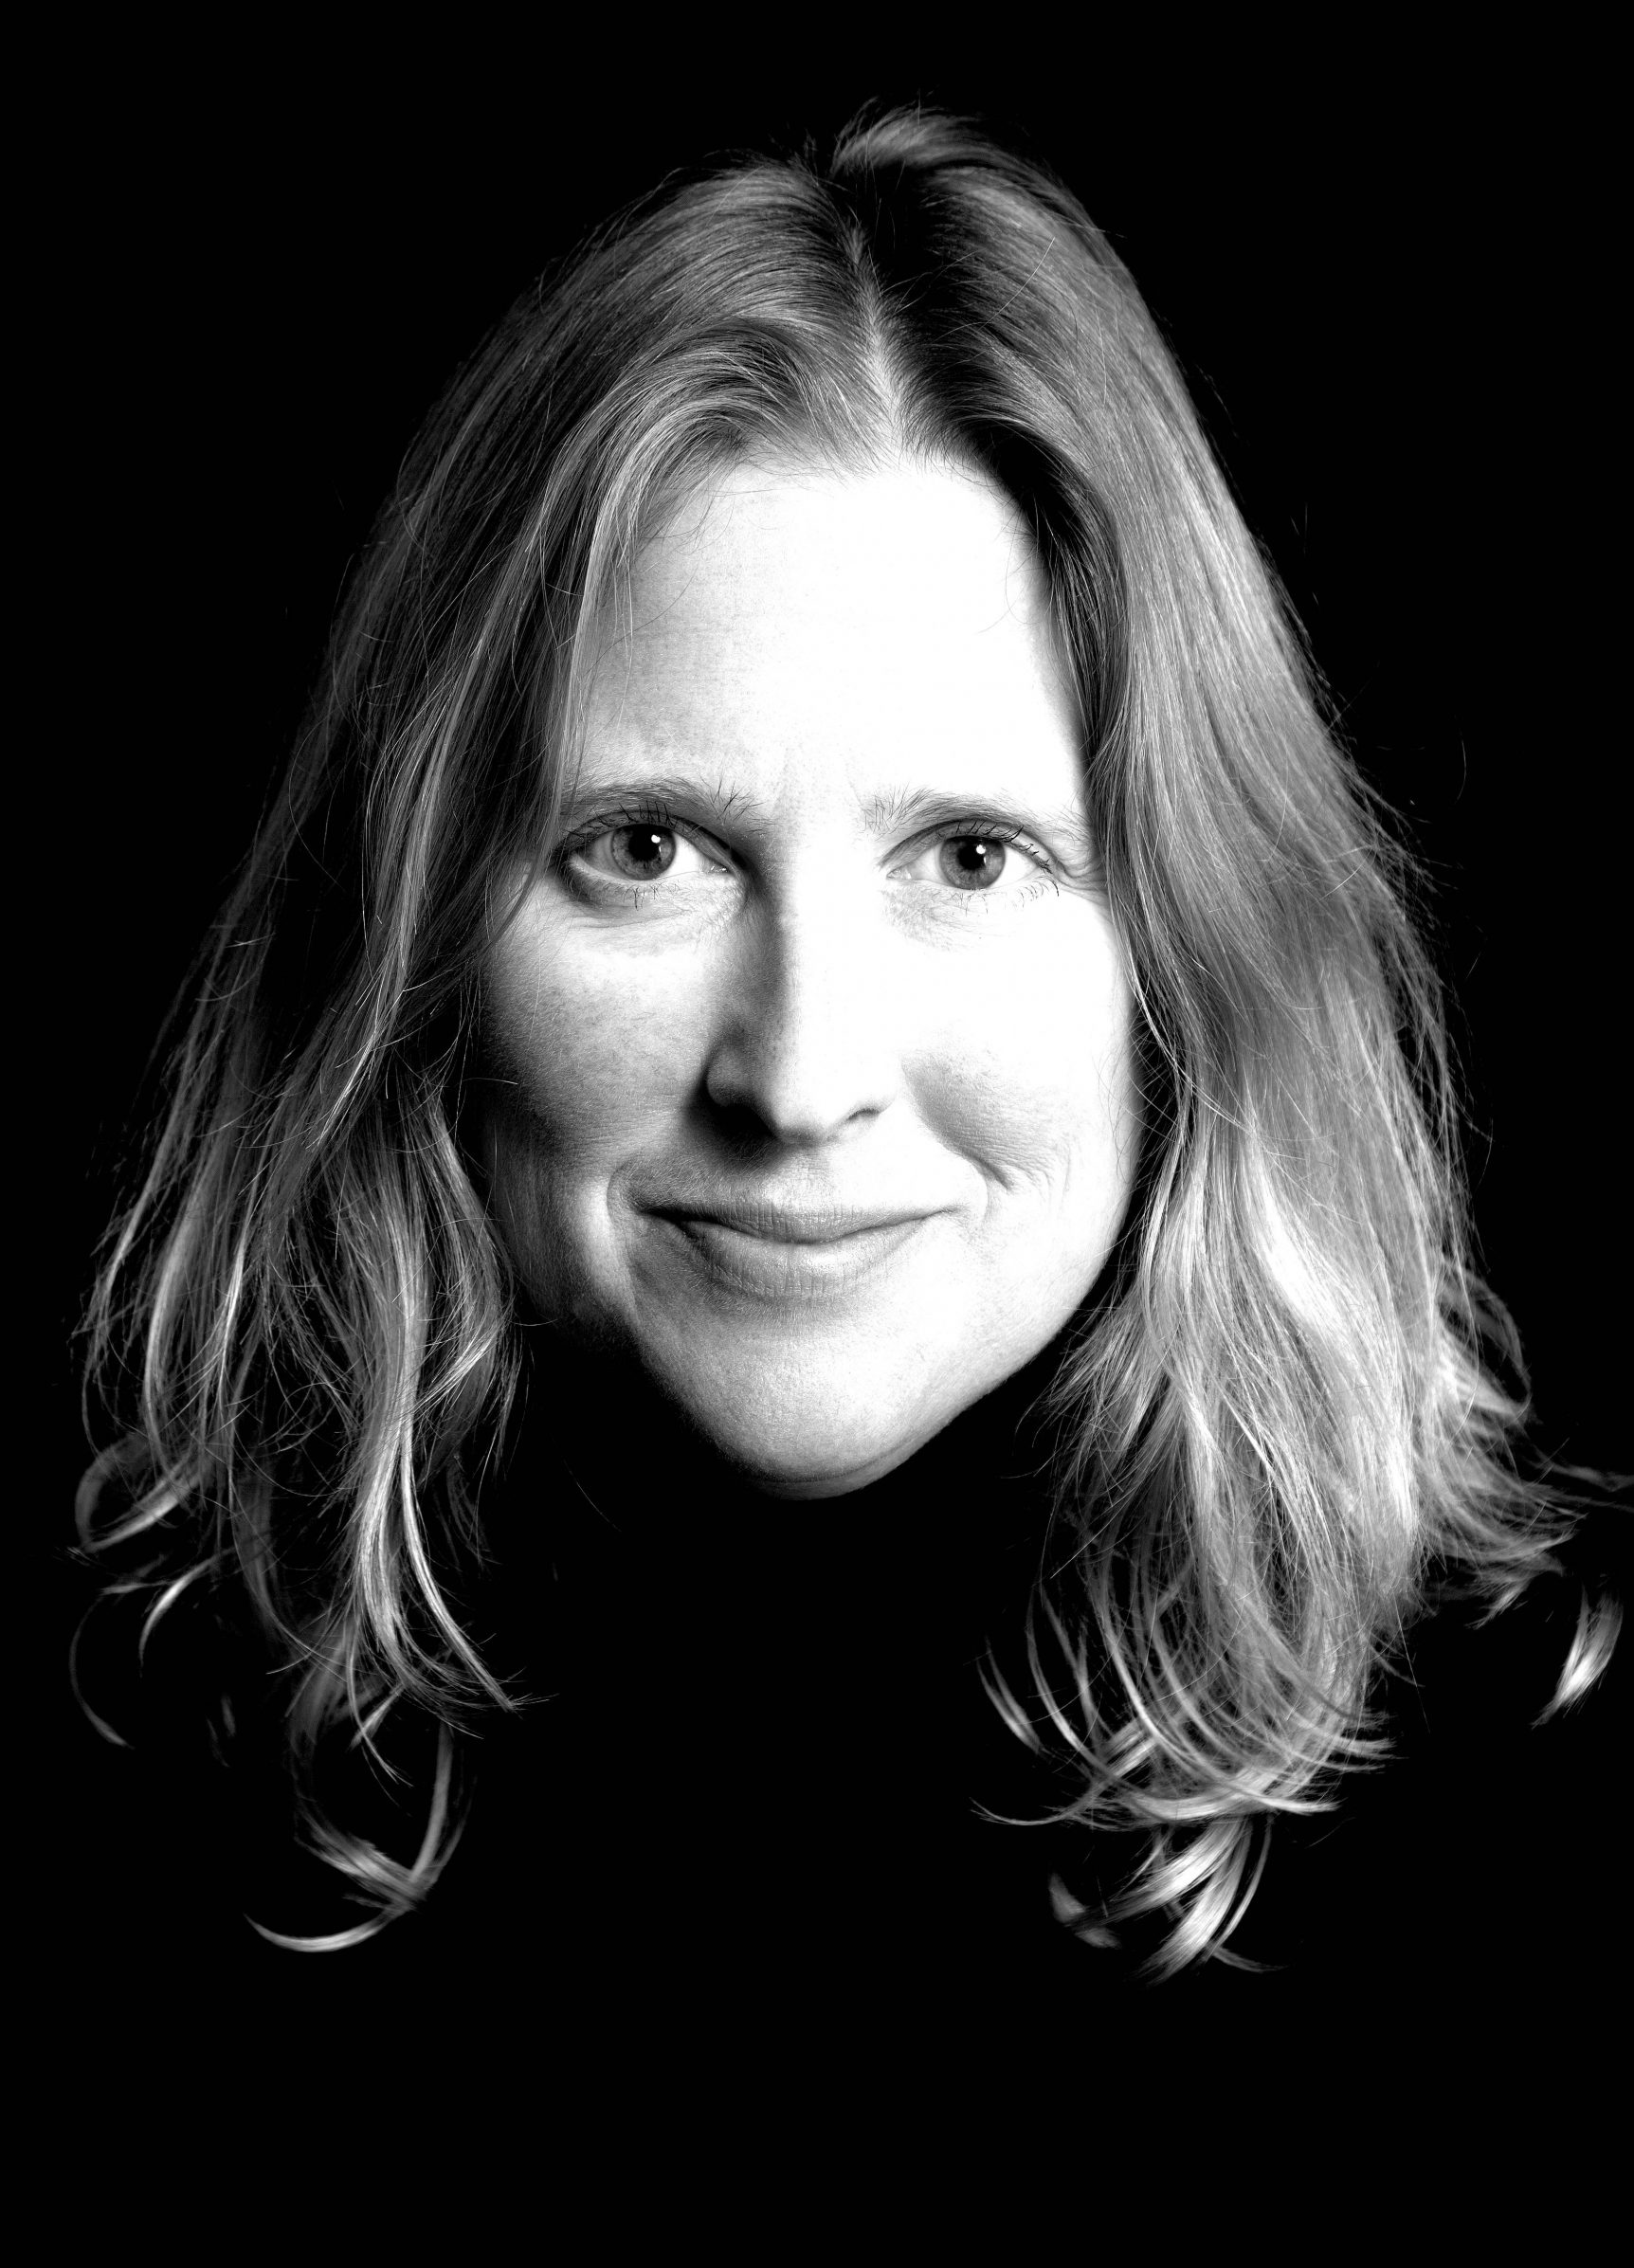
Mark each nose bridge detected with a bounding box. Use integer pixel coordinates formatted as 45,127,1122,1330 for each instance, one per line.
707,876,901,1140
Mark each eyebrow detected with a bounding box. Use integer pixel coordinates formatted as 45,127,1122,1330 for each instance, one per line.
859,785,1094,859
554,772,767,832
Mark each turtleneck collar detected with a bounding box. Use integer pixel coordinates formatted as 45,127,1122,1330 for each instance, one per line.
480,1320,1075,1690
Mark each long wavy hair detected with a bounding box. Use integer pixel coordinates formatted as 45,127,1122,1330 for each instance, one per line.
76,105,1620,1972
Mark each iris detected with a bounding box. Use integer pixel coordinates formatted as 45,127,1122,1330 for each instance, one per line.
940,836,1006,889
609,826,677,880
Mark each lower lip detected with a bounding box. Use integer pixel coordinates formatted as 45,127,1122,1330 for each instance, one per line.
653,1215,929,1300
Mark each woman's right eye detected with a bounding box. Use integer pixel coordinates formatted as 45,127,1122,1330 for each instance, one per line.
563,820,730,892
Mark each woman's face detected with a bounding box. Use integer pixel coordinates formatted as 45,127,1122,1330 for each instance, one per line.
480,456,1138,1497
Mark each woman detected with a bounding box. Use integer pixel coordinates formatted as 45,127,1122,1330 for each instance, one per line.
73,106,1623,2019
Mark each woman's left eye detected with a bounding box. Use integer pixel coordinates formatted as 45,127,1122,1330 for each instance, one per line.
899,829,1051,893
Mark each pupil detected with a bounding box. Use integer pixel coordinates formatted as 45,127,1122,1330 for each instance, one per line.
611,826,675,879
942,836,1005,888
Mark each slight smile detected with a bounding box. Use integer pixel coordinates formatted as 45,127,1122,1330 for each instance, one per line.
646,1207,933,1300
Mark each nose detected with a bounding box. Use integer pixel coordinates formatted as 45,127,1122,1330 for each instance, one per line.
703,897,903,1144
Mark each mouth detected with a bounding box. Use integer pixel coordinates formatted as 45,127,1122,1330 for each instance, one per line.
655,1202,928,1244
645,1205,933,1299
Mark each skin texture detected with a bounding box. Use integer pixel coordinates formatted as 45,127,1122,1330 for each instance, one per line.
478,455,1139,1497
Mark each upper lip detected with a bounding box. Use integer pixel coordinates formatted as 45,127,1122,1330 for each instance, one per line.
651,1200,930,1245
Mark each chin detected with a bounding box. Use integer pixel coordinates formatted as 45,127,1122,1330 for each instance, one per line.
665,1364,953,1499
719,1442,927,1500
731,1437,927,1500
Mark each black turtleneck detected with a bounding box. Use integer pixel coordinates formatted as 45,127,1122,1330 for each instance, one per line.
428,1325,1093,2025
326,1331,1634,2037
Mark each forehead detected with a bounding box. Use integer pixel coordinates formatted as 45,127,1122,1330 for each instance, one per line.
577,457,1082,809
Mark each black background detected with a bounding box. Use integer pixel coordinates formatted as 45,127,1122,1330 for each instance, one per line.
34,38,1625,2055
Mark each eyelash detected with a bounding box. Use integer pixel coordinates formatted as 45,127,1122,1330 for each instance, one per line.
555,802,1059,889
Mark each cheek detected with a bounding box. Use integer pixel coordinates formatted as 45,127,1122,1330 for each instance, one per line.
485,928,711,1165
912,919,1136,1191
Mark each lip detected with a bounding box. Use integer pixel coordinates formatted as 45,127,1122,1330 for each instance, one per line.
656,1202,929,1245
647,1206,933,1299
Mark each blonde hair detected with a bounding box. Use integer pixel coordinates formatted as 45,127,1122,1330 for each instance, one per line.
77,106,1620,1970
